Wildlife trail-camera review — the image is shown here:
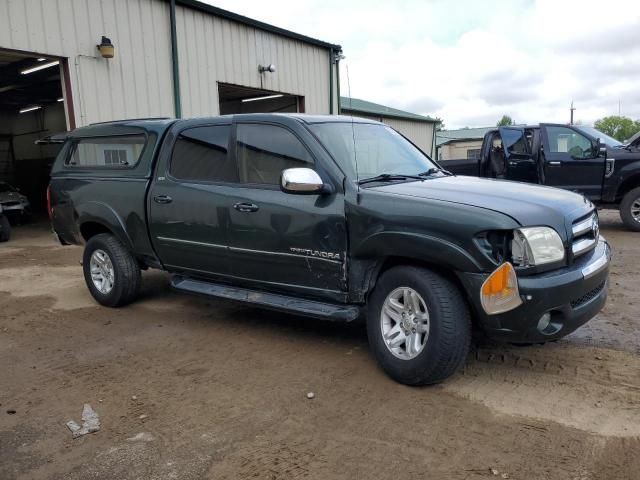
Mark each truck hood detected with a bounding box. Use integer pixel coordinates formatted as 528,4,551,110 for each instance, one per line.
371,176,593,235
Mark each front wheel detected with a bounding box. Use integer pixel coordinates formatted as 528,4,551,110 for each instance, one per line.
82,233,141,307
620,187,640,232
367,266,471,385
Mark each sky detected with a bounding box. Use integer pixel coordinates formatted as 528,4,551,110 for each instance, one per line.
206,0,640,129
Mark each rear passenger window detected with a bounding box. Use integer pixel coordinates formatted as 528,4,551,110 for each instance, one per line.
170,125,235,182
236,124,313,185
67,135,146,167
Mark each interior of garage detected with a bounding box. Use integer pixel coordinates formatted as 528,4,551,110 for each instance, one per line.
218,83,303,115
0,50,68,215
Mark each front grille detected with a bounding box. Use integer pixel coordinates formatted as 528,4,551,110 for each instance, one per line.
1,201,20,207
570,281,605,308
571,211,599,259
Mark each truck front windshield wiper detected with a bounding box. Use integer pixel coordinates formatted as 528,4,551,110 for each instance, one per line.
358,173,425,185
418,167,453,177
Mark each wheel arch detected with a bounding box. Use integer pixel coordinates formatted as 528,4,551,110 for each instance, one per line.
76,201,133,250
616,172,640,202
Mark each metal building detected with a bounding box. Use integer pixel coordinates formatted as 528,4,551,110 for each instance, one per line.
0,0,341,209
340,97,438,157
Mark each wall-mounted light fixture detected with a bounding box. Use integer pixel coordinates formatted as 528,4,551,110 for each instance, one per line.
258,64,276,74
97,36,115,59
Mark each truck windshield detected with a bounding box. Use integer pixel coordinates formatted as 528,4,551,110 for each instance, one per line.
308,122,438,182
574,126,622,147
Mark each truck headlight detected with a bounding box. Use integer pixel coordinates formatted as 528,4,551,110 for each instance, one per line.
511,227,565,266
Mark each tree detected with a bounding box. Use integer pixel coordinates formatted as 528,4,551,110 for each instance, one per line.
594,116,640,142
434,117,445,131
496,115,514,127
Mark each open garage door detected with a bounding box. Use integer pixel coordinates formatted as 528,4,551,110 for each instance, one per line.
0,49,70,217
218,83,304,115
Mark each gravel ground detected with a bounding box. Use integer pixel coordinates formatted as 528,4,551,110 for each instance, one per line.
0,210,638,480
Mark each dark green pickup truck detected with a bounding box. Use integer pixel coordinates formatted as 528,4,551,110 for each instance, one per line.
49,114,611,384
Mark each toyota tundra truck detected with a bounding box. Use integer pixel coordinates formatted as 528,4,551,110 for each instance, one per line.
49,114,611,385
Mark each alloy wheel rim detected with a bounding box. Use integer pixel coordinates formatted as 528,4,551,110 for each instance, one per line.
380,287,430,360
631,199,640,223
90,249,115,294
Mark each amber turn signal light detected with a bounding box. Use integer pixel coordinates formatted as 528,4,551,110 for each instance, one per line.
480,262,523,315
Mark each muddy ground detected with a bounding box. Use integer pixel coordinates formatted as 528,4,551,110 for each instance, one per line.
0,211,638,480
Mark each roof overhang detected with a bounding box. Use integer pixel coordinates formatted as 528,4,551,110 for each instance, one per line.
176,0,342,51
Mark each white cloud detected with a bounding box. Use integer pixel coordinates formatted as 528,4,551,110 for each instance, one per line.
206,0,640,128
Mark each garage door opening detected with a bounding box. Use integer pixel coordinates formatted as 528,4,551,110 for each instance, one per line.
0,49,70,217
218,83,304,115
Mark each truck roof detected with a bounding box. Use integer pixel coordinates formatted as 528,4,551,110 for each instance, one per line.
66,114,382,138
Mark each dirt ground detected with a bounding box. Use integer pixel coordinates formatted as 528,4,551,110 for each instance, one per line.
0,211,638,480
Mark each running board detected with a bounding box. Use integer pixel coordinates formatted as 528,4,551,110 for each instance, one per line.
170,275,361,322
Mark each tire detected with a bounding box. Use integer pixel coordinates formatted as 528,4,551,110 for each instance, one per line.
82,233,141,307
367,266,471,385
0,215,10,242
619,187,640,232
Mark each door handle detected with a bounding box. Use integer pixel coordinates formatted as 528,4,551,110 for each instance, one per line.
548,161,561,166
233,202,259,213
153,194,173,204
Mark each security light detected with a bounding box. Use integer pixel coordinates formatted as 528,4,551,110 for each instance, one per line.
97,36,115,59
258,64,276,73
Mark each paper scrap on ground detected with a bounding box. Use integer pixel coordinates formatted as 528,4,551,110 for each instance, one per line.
66,403,100,438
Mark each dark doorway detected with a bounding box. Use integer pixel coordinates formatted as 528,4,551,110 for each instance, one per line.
0,49,69,215
218,83,303,115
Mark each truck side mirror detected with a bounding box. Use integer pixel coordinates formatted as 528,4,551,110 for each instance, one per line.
280,168,330,194
596,138,607,157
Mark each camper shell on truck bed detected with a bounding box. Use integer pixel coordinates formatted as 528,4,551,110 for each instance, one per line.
50,114,611,385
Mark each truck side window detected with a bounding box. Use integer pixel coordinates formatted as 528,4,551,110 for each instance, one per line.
544,126,592,159
236,124,313,186
170,125,236,182
66,135,146,167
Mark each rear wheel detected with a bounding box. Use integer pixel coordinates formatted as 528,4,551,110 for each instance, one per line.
620,187,640,232
82,233,141,307
0,214,10,242
367,266,471,385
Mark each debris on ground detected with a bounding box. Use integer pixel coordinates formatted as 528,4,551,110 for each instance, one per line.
66,404,100,438
126,432,155,442
306,392,315,399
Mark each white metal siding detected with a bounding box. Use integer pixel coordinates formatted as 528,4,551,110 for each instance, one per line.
0,0,175,127
175,5,331,117
383,117,435,156
0,0,335,127
341,111,436,157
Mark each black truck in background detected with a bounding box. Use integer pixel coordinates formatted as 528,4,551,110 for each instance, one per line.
445,124,640,231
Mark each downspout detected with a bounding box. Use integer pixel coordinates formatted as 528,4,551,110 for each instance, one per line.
169,0,182,118
329,50,334,114
432,122,437,159
336,54,341,114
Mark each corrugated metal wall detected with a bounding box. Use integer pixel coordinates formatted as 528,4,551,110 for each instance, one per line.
0,0,175,126
342,111,436,157
383,117,435,157
175,5,332,117
0,0,335,127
